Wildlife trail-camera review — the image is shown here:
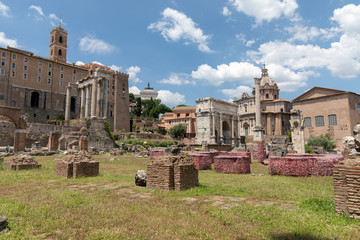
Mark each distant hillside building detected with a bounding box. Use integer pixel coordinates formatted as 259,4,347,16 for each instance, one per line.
159,106,196,138
196,65,291,146
0,23,130,131
136,83,158,100
292,87,360,148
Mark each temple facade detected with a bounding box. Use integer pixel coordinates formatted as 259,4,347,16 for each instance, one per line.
195,65,291,146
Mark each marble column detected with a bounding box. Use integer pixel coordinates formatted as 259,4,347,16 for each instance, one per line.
253,77,264,142
85,85,91,117
91,80,97,117
231,116,235,145
65,85,71,121
103,79,108,118
267,114,272,135
96,81,102,117
220,113,223,144
80,87,86,118
211,112,215,143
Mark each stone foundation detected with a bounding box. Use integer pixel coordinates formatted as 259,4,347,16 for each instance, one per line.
56,154,99,178
333,160,360,219
270,136,288,157
147,155,198,191
214,155,251,174
4,154,41,170
189,153,212,170
268,154,343,176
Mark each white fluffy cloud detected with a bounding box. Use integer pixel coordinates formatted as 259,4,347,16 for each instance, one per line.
28,5,62,26
331,4,360,35
0,32,18,48
0,2,11,17
222,7,232,16
129,86,141,95
285,24,339,42
126,66,142,83
148,8,213,53
110,65,122,72
75,61,85,66
221,85,252,98
158,73,194,85
191,62,260,86
229,0,298,24
236,33,255,47
158,90,186,107
79,36,115,54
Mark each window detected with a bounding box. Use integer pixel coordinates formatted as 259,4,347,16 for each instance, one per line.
244,104,248,112
1,60,5,66
1,52,5,57
82,72,85,76
59,36,63,43
60,66,64,71
23,73,27,79
59,80,63,86
37,76,41,82
266,94,269,99
177,114,180,117
72,76,75,81
38,69,42,74
38,61,42,66
123,83,125,87
0,69,4,75
24,57,28,62
12,54,16,60
304,117,311,127
280,108,283,113
59,49,62,56
47,78,51,84
11,63,15,69
60,73,64,79
0,95,4,100
315,116,324,127
24,65,27,71
48,71,51,76
328,114,337,126
186,113,189,117
73,69,76,74
11,71,15,77
48,63,52,68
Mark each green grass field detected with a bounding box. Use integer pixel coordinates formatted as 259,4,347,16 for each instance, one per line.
0,154,359,240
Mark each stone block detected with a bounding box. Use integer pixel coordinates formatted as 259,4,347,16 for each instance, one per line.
56,154,99,179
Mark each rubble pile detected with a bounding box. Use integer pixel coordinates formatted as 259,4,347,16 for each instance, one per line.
4,154,41,170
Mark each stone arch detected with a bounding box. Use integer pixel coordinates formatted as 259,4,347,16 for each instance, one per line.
0,106,27,152
31,91,40,108
222,121,231,144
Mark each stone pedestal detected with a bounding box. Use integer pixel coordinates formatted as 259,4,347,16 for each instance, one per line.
48,131,61,152
14,129,26,152
253,126,264,142
79,136,89,151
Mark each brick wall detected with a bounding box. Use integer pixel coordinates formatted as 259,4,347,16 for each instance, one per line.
214,156,251,174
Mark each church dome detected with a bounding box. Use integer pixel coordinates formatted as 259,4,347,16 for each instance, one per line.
260,64,277,87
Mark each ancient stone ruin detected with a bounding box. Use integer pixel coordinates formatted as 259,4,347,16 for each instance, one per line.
56,154,99,178
150,149,165,160
252,142,265,163
214,152,251,174
147,155,198,191
268,153,343,177
333,124,360,219
189,152,213,170
4,154,41,170
135,170,147,187
269,136,288,157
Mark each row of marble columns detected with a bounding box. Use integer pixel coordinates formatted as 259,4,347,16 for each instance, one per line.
65,78,108,121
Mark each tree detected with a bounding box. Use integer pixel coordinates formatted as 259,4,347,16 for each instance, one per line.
307,134,336,151
129,93,136,103
169,124,187,139
159,104,172,114
149,106,160,119
133,97,142,117
175,104,187,108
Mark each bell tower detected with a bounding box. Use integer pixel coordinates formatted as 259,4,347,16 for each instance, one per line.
49,22,67,63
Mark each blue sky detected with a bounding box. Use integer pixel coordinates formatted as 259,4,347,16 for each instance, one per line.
1,0,360,107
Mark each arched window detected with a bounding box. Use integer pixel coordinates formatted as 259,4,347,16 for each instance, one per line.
59,36,63,43
266,94,269,99
280,108,283,112
58,49,62,56
31,92,40,108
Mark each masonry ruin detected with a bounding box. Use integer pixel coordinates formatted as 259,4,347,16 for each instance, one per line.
333,124,360,219
214,154,251,174
4,154,41,170
56,154,99,178
146,155,198,191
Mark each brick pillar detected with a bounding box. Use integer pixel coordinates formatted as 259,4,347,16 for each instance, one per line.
48,131,61,152
14,129,26,152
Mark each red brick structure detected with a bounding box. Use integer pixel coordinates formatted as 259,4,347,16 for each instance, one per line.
214,155,251,174
56,154,99,178
189,153,212,170
333,160,360,219
268,154,343,176
252,142,265,163
147,155,198,191
48,131,61,151
150,149,164,160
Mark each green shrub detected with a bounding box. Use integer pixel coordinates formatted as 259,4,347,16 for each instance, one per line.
307,134,336,151
169,124,187,139
305,144,314,153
